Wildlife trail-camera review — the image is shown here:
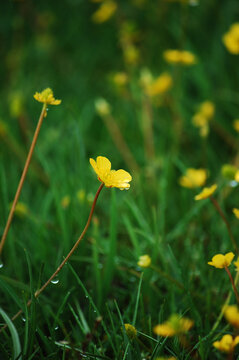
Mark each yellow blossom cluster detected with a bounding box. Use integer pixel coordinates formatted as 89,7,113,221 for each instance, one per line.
90,156,132,190
92,0,117,23
222,23,239,55
163,49,196,65
153,314,194,337
179,168,207,188
192,101,215,137
140,69,172,98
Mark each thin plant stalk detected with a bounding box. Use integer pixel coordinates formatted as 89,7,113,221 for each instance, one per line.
0,183,104,331
210,196,239,254
0,104,47,256
224,266,239,305
142,96,155,161
102,114,139,174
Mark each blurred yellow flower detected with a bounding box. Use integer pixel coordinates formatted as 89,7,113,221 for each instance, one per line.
179,168,207,188
92,1,117,23
222,23,239,55
199,101,215,119
9,92,24,118
61,195,70,209
10,202,29,218
221,164,237,180
34,88,61,105
153,314,193,337
208,252,235,269
213,334,239,353
192,101,215,138
233,119,239,132
234,258,239,271
112,72,128,87
224,305,239,327
95,98,111,116
163,49,196,65
194,184,217,200
123,44,139,65
124,324,137,339
90,156,132,190
146,73,173,97
137,254,151,268
77,189,86,203
233,208,239,219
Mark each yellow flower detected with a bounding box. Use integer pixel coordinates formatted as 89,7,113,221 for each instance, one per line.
163,49,196,65
90,156,132,190
137,255,151,268
213,334,239,353
233,119,239,132
208,252,235,269
124,324,137,339
153,314,194,337
61,195,70,209
194,184,217,200
222,23,239,55
92,0,117,23
95,98,111,117
77,189,86,203
112,72,128,87
10,202,29,218
199,101,215,119
145,73,172,97
33,88,61,105
224,305,239,327
221,164,237,180
234,258,239,271
233,208,239,219
179,168,207,188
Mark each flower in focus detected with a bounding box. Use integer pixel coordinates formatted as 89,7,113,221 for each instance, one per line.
179,168,207,188
213,334,239,353
222,23,239,55
224,305,239,327
137,255,151,268
124,324,137,339
90,156,132,190
61,195,70,209
153,314,194,337
208,252,235,269
233,119,239,132
233,208,239,219
33,88,61,105
145,73,173,97
163,49,196,65
92,1,117,23
95,98,111,117
194,184,217,200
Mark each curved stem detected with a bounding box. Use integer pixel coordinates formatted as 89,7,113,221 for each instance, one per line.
0,104,47,256
1,183,104,331
225,266,239,305
210,197,239,255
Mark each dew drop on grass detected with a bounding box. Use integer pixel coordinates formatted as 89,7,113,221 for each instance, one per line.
229,180,238,187
21,317,26,322
54,326,59,330
51,277,59,285
0,261,3,269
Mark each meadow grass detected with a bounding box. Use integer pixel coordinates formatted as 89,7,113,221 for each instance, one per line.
1,1,239,359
